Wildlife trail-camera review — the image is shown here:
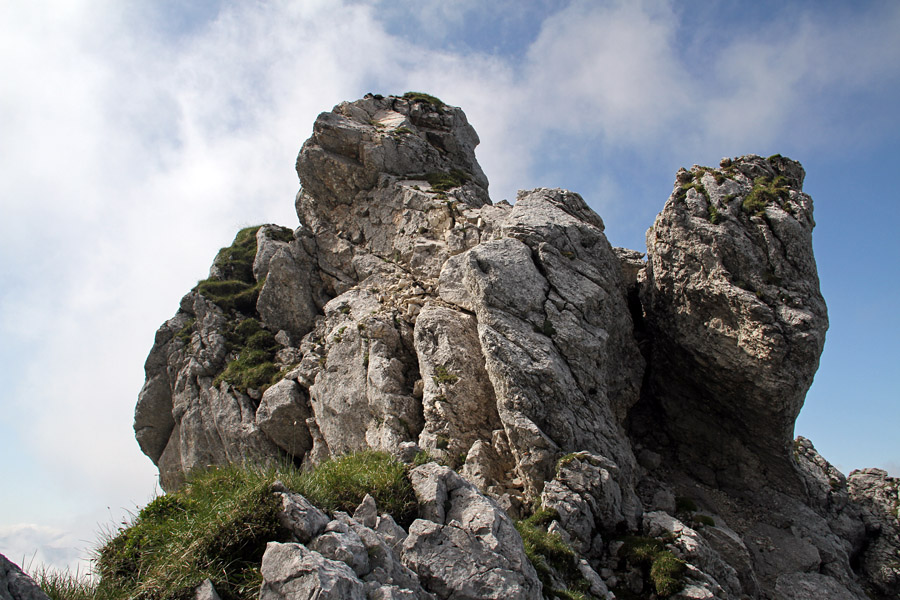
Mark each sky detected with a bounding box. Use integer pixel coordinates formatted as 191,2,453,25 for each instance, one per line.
1,0,898,575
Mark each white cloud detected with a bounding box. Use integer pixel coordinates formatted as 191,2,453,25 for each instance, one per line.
2,0,899,574
0,524,91,574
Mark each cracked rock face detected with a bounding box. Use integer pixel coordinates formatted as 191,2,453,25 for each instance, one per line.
135,95,893,600
640,156,828,492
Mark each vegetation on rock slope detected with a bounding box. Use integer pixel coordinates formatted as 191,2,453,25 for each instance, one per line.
35,451,415,600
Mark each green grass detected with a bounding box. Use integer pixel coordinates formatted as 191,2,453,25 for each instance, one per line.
618,536,686,598
281,451,417,527
211,226,260,283
424,169,470,192
742,175,790,215
650,551,687,596
707,204,721,224
402,91,446,109
679,180,709,202
195,226,265,314
32,567,97,600
95,464,284,600
214,318,282,393
515,506,595,599
54,452,416,600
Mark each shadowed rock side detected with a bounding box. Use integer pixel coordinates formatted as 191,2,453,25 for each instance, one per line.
135,95,898,599
637,156,828,493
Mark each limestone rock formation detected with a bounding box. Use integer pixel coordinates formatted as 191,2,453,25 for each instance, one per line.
639,156,827,493
135,94,894,599
0,554,50,600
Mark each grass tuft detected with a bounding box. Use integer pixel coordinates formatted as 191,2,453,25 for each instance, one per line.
282,451,417,527
402,91,446,110
195,226,265,314
742,176,789,215
32,567,97,600
94,463,284,600
82,452,416,600
214,318,282,393
618,536,686,597
424,169,470,192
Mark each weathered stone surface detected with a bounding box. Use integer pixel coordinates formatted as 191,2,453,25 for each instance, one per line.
275,488,329,544
256,379,313,456
194,579,222,600
774,572,858,600
641,156,828,492
402,463,541,599
643,511,742,598
310,524,370,577
848,468,900,597
259,542,365,600
413,304,502,462
439,189,643,495
0,554,50,600
540,452,639,554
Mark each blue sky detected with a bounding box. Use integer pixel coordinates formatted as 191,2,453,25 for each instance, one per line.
1,0,898,574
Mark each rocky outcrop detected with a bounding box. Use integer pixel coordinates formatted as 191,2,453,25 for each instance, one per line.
847,468,900,597
639,156,828,493
135,94,893,599
0,554,50,600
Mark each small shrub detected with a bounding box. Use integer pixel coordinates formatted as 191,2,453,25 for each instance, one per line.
394,126,414,135
708,204,721,224
432,365,458,385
